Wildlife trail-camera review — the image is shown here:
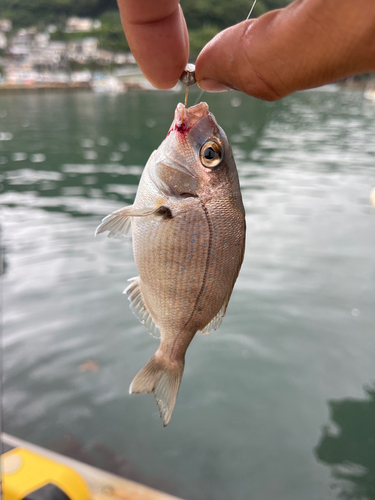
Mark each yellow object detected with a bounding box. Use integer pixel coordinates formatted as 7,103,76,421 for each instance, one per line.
370,187,375,210
2,446,90,500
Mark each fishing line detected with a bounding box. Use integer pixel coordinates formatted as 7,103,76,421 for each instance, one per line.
192,0,256,106
181,71,190,124
246,0,258,20
179,64,196,119
194,89,205,105
181,0,258,110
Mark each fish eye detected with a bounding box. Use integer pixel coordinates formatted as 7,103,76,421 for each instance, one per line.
200,140,223,168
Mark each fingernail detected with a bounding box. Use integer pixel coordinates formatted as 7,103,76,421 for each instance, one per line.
198,79,232,93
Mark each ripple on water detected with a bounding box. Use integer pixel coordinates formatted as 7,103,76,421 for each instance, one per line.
82,150,97,160
118,142,130,152
97,137,110,146
80,139,95,148
61,163,142,176
105,184,138,196
30,154,46,163
62,164,96,174
230,97,241,107
145,118,156,128
0,132,13,141
102,164,142,175
82,175,98,185
61,187,86,196
109,152,123,162
6,169,64,184
12,153,28,162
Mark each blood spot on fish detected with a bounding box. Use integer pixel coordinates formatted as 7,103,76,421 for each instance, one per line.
167,122,192,137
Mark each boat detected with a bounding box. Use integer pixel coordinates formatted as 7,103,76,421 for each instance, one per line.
2,433,183,500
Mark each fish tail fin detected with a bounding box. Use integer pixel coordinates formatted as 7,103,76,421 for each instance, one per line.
130,354,184,426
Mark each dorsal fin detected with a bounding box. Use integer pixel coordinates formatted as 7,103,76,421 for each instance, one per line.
124,277,160,339
200,299,229,335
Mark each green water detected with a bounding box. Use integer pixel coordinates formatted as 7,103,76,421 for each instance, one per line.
1,88,375,500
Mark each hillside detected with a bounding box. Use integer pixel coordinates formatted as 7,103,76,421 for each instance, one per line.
3,0,292,54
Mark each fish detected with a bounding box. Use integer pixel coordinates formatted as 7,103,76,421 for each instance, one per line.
96,102,246,426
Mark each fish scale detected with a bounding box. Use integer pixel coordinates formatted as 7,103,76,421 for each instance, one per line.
96,101,245,425
133,202,210,336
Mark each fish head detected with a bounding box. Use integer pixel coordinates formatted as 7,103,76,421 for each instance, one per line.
150,102,240,200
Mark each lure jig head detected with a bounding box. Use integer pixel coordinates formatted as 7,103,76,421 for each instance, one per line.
179,64,196,87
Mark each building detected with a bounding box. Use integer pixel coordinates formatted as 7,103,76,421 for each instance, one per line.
81,38,98,57
8,32,31,57
65,17,101,33
34,33,50,49
0,32,7,49
96,49,113,65
0,19,12,32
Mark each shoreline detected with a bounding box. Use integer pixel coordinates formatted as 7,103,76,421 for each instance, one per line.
0,82,91,92
0,78,372,93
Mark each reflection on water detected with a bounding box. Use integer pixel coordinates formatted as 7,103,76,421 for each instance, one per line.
51,433,176,493
0,91,269,218
1,88,375,500
315,385,375,500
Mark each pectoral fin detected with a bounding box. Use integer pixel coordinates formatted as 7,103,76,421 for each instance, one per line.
95,205,156,239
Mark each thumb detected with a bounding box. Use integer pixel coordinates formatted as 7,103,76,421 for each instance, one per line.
195,14,291,101
195,0,375,101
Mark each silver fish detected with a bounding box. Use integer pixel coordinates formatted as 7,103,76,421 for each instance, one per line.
96,102,246,425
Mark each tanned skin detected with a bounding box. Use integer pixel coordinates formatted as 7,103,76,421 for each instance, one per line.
117,0,375,100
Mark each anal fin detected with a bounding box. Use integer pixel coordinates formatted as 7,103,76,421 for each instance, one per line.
200,300,229,335
124,277,160,339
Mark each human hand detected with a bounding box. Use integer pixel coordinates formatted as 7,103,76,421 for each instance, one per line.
118,0,375,100
117,0,189,90
196,0,375,100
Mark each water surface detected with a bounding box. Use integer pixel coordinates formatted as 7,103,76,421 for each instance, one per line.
1,88,375,500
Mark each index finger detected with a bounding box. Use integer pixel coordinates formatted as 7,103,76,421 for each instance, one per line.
117,0,189,89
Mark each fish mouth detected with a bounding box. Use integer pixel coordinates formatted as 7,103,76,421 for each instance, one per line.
168,102,209,134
